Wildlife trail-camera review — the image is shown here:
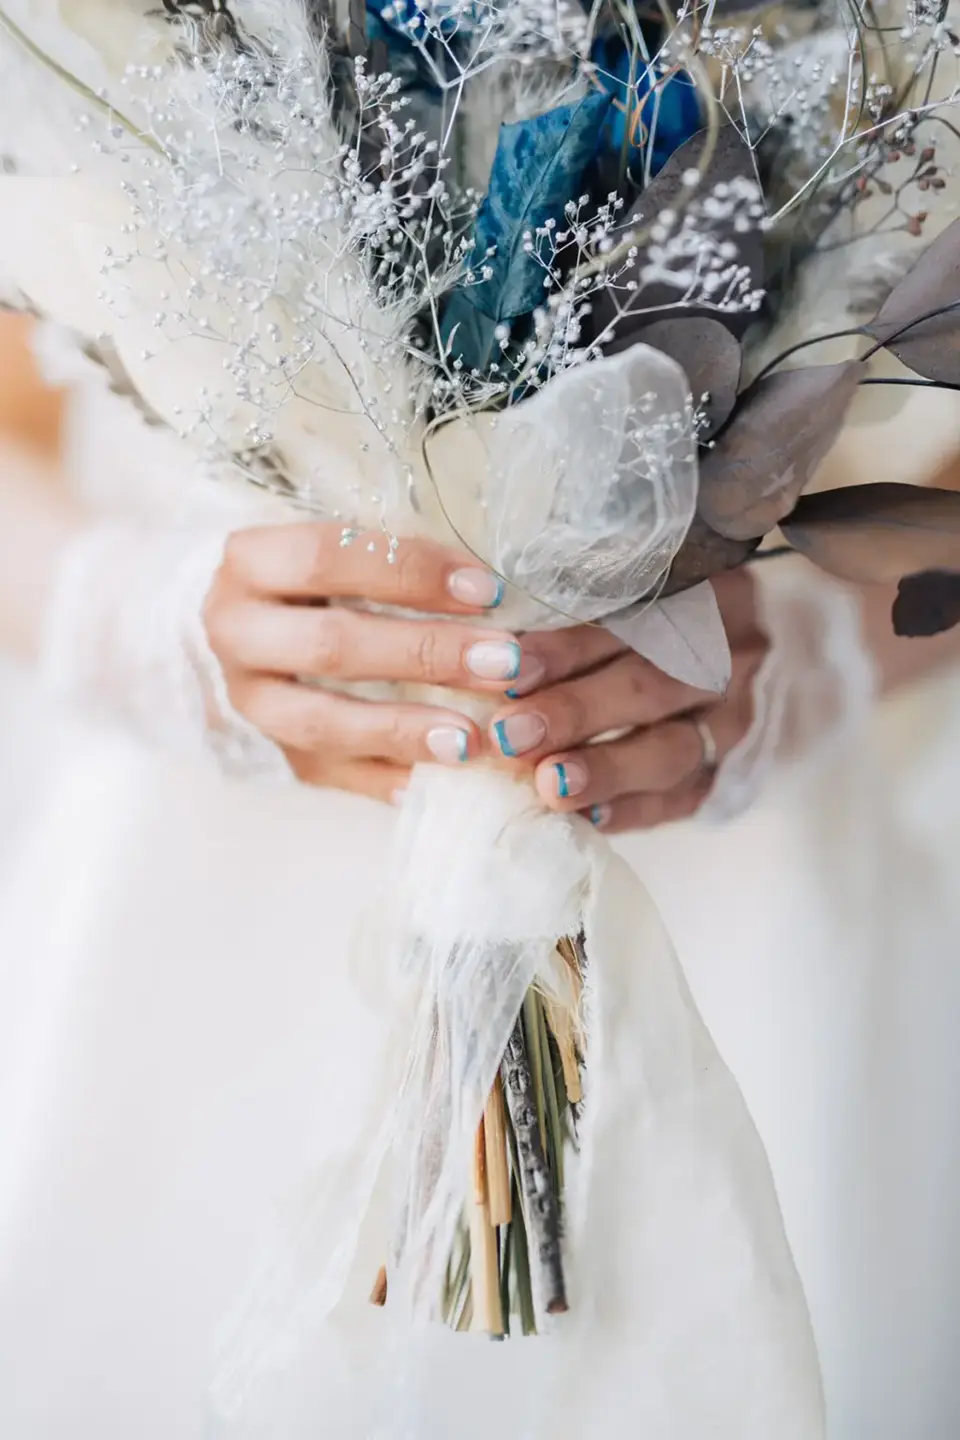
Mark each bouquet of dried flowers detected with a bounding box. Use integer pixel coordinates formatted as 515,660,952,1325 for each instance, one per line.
4,0,960,1357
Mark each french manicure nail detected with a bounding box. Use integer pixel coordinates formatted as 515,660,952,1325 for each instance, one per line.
492,713,547,758
589,803,612,828
427,726,470,764
504,655,547,698
553,759,588,799
466,640,521,681
447,568,504,608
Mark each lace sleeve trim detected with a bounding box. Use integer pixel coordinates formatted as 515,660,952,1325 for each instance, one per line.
39,518,292,783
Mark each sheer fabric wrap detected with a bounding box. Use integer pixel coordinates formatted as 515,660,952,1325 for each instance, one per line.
207,766,825,1440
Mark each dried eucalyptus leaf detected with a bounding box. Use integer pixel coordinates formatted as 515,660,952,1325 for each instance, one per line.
661,512,759,596
699,362,861,541
640,318,741,439
866,217,960,384
605,580,732,693
892,570,960,637
591,124,764,349
780,483,960,584
347,0,368,57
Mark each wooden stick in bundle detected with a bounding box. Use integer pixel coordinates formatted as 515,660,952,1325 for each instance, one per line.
484,1077,512,1227
545,996,582,1106
369,1266,388,1307
469,1117,504,1336
553,937,585,1104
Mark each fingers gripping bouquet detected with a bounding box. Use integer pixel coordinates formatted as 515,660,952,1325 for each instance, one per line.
4,0,960,1422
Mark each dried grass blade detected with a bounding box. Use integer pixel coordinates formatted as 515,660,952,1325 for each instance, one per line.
484,1078,512,1227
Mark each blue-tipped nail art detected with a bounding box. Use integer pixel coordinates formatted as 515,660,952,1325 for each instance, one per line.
554,762,570,799
465,639,522,682
493,719,516,758
505,687,519,700
490,575,505,608
590,805,604,826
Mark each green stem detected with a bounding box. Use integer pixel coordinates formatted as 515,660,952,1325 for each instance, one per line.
536,997,565,1194
0,8,168,157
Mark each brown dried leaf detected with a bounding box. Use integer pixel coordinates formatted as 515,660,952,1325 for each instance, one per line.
591,124,764,350
866,217,960,383
780,483,960,585
607,317,741,438
661,513,759,596
893,570,960,637
699,362,861,541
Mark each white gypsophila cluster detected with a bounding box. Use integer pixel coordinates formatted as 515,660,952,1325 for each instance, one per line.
373,0,590,62
636,176,765,310
905,0,949,30
499,170,765,389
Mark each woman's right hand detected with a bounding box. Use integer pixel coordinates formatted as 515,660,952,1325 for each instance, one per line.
203,521,523,802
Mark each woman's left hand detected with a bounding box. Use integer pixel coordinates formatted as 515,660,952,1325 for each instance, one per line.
487,569,768,833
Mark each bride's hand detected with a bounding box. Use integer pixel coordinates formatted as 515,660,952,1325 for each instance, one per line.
488,570,768,834
204,522,520,801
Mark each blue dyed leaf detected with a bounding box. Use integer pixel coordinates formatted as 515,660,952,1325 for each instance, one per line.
439,288,502,375
367,0,463,42
464,94,613,324
366,10,441,93
591,35,702,177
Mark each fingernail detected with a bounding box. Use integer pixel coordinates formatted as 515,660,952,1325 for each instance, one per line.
466,640,521,681
589,803,611,828
504,655,546,698
492,713,547,758
448,568,504,608
426,726,470,764
553,760,588,799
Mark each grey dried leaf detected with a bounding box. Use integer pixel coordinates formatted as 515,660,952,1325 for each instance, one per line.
347,0,368,58
708,0,781,10
866,216,960,384
699,361,862,541
621,317,741,439
591,124,764,350
605,580,732,694
893,570,960,637
780,483,960,586
661,513,760,596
